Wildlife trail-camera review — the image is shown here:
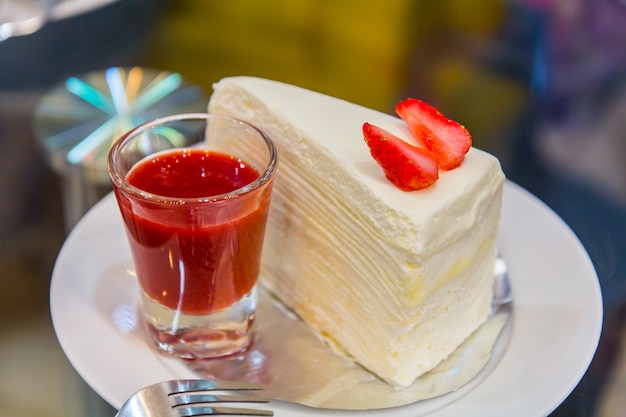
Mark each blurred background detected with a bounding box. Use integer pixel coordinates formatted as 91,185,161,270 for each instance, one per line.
1,0,625,416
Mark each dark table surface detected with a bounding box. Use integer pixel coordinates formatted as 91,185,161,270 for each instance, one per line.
1,1,624,416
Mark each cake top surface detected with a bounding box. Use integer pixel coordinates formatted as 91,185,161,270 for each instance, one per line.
209,76,505,250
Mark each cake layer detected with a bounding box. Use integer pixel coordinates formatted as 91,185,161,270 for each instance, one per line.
208,76,505,387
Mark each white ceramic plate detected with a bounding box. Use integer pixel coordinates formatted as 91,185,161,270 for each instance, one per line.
50,181,602,417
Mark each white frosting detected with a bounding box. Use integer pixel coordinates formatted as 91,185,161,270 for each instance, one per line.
208,76,506,387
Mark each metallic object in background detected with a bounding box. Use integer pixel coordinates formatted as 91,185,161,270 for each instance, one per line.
33,66,207,231
0,0,47,40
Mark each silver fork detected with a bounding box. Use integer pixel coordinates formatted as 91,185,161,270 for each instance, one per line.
115,379,274,417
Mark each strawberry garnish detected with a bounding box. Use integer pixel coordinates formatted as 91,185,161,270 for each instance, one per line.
362,122,438,191
396,98,472,170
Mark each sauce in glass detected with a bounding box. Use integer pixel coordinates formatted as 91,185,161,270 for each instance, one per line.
118,149,267,315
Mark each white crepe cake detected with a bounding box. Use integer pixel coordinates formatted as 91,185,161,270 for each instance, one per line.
208,76,505,387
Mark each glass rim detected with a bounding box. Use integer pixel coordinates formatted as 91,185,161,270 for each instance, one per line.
107,112,278,204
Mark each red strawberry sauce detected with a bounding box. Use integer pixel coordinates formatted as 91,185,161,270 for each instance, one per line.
116,149,268,315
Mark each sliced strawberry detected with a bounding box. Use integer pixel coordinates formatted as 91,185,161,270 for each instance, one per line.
396,98,472,170
362,122,438,191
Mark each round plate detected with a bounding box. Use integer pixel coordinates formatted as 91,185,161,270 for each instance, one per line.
50,181,602,416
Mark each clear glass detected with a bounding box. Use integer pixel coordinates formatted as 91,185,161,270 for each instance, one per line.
108,113,277,359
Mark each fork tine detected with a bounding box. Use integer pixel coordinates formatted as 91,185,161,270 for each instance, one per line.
172,394,268,406
116,379,274,417
167,379,266,394
165,380,273,416
176,405,274,416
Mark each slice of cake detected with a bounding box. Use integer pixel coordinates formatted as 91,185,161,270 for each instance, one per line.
208,76,505,387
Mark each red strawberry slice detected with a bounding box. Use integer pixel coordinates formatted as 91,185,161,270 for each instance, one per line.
396,98,472,170
362,122,438,191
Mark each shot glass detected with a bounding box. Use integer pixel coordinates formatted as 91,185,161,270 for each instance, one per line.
108,113,277,359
